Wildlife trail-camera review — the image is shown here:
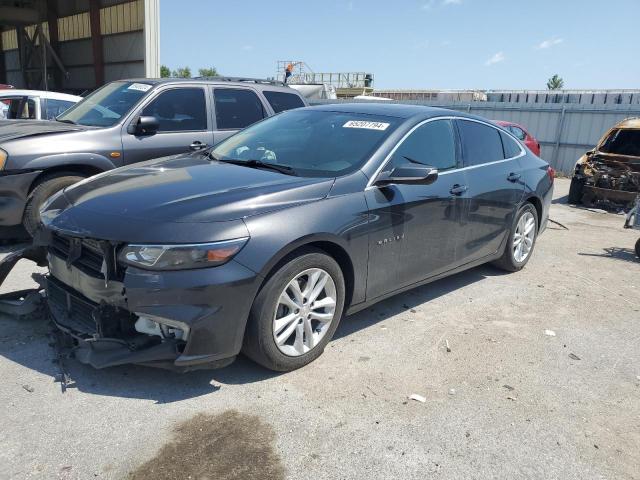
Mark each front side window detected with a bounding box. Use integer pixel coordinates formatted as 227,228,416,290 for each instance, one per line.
263,91,305,113
391,119,457,170
57,81,152,127
458,120,505,166
599,129,640,157
141,88,207,132
211,110,400,177
214,88,265,130
41,98,75,120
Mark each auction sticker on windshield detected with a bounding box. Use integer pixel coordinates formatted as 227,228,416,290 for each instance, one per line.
127,83,152,92
343,120,390,131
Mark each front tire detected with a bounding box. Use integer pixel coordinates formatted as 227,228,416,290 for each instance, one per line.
23,173,86,236
493,203,539,272
568,176,585,204
243,248,345,371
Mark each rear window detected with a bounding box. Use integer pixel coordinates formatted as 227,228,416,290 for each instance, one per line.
214,88,265,130
458,119,505,166
263,91,305,113
599,129,640,157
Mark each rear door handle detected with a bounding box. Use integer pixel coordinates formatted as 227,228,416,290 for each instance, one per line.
450,184,468,196
189,141,208,151
507,172,522,182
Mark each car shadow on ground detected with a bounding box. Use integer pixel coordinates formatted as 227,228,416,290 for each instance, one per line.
578,247,639,263
0,264,506,403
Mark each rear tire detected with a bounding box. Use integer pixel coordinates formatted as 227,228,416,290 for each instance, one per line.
23,173,86,236
242,248,345,371
568,176,585,204
493,203,539,272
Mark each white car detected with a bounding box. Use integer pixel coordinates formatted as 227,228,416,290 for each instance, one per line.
0,89,82,121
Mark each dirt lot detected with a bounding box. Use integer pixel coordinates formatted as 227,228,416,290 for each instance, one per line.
0,178,638,480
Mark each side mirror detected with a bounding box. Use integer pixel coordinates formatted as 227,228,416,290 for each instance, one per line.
133,116,159,136
376,164,439,186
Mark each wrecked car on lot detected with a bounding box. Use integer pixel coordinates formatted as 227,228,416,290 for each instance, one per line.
0,104,553,373
569,118,640,210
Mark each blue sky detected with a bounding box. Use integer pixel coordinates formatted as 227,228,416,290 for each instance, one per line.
160,0,640,90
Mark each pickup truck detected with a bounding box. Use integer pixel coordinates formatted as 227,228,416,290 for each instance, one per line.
0,77,307,236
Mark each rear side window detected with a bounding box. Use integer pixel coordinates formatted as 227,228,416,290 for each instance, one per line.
458,120,505,166
263,91,305,113
41,99,75,120
392,119,457,170
500,131,523,158
214,88,265,130
141,88,207,132
3,96,36,119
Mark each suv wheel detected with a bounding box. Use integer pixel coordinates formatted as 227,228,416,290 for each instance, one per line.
243,248,345,371
493,203,539,272
23,173,86,236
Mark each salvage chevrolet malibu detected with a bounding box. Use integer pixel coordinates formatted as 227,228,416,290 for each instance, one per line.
1,104,554,372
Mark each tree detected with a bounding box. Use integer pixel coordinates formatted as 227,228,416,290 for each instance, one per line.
198,67,218,77
172,66,192,78
160,65,171,77
546,74,564,90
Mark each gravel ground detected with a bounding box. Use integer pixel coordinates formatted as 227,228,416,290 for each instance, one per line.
0,178,638,480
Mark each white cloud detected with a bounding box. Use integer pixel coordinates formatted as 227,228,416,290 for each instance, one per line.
443,0,462,4
536,37,564,49
242,45,253,51
485,51,505,66
421,0,435,10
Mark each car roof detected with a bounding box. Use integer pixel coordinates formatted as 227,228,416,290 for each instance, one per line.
117,77,299,93
0,89,82,101
305,102,488,122
613,117,640,129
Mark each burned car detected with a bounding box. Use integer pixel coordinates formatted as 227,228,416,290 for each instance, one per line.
0,104,553,372
569,118,640,210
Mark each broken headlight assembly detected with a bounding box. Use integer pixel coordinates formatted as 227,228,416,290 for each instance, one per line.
118,238,249,271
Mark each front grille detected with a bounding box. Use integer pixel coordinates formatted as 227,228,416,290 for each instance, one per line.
49,233,109,278
47,277,98,336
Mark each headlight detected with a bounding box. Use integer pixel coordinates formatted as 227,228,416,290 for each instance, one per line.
118,238,248,271
0,148,7,170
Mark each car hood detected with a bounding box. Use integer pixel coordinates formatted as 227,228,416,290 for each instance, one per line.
0,119,88,142
58,154,334,225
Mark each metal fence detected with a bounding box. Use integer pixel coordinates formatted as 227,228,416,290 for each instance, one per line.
310,100,640,174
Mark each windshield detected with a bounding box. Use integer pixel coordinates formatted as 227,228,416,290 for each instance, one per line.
211,110,400,177
57,81,153,127
599,129,640,157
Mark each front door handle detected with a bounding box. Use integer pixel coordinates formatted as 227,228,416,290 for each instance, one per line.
450,184,468,196
507,172,522,182
189,141,208,151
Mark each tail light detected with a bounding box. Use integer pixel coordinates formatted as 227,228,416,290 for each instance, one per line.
547,166,555,183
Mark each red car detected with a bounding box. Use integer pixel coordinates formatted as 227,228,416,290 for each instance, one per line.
0,84,14,90
496,121,541,157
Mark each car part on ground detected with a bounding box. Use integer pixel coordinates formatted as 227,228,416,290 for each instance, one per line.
0,104,553,373
569,118,640,211
623,195,640,258
0,78,307,237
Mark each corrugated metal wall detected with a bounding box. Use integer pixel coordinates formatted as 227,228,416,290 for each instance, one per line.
311,99,640,174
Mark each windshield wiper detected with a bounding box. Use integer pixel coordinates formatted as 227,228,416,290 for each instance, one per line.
216,158,297,176
55,118,76,125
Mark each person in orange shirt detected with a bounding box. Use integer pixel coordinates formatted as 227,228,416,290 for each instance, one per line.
284,63,294,83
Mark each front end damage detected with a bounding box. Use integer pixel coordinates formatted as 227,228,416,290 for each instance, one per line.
572,154,640,210
0,228,256,371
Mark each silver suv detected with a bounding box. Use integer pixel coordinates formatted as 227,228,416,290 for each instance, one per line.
0,77,307,236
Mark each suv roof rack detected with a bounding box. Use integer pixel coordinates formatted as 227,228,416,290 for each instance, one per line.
194,76,286,86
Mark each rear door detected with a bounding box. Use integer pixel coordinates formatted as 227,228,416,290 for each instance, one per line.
456,119,525,264
121,85,212,165
211,87,267,145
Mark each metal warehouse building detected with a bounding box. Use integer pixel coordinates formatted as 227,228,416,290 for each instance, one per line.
0,0,159,93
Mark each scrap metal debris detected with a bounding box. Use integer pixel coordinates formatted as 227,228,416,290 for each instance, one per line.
445,339,451,352
408,394,426,403
22,384,34,393
544,329,556,336
548,219,569,230
569,353,581,361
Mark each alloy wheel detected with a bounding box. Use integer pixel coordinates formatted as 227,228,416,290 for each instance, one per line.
513,211,536,263
272,268,337,356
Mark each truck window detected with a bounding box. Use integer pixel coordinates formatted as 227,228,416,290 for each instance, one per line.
141,88,207,132
214,88,265,130
263,91,305,113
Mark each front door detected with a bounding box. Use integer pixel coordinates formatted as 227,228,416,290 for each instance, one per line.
121,86,213,165
365,119,469,300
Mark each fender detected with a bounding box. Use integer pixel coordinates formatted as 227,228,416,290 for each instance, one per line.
20,152,116,172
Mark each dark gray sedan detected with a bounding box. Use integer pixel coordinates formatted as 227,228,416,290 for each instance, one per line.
3,103,553,372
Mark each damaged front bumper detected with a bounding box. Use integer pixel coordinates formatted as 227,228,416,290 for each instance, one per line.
573,154,640,210
0,230,260,371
